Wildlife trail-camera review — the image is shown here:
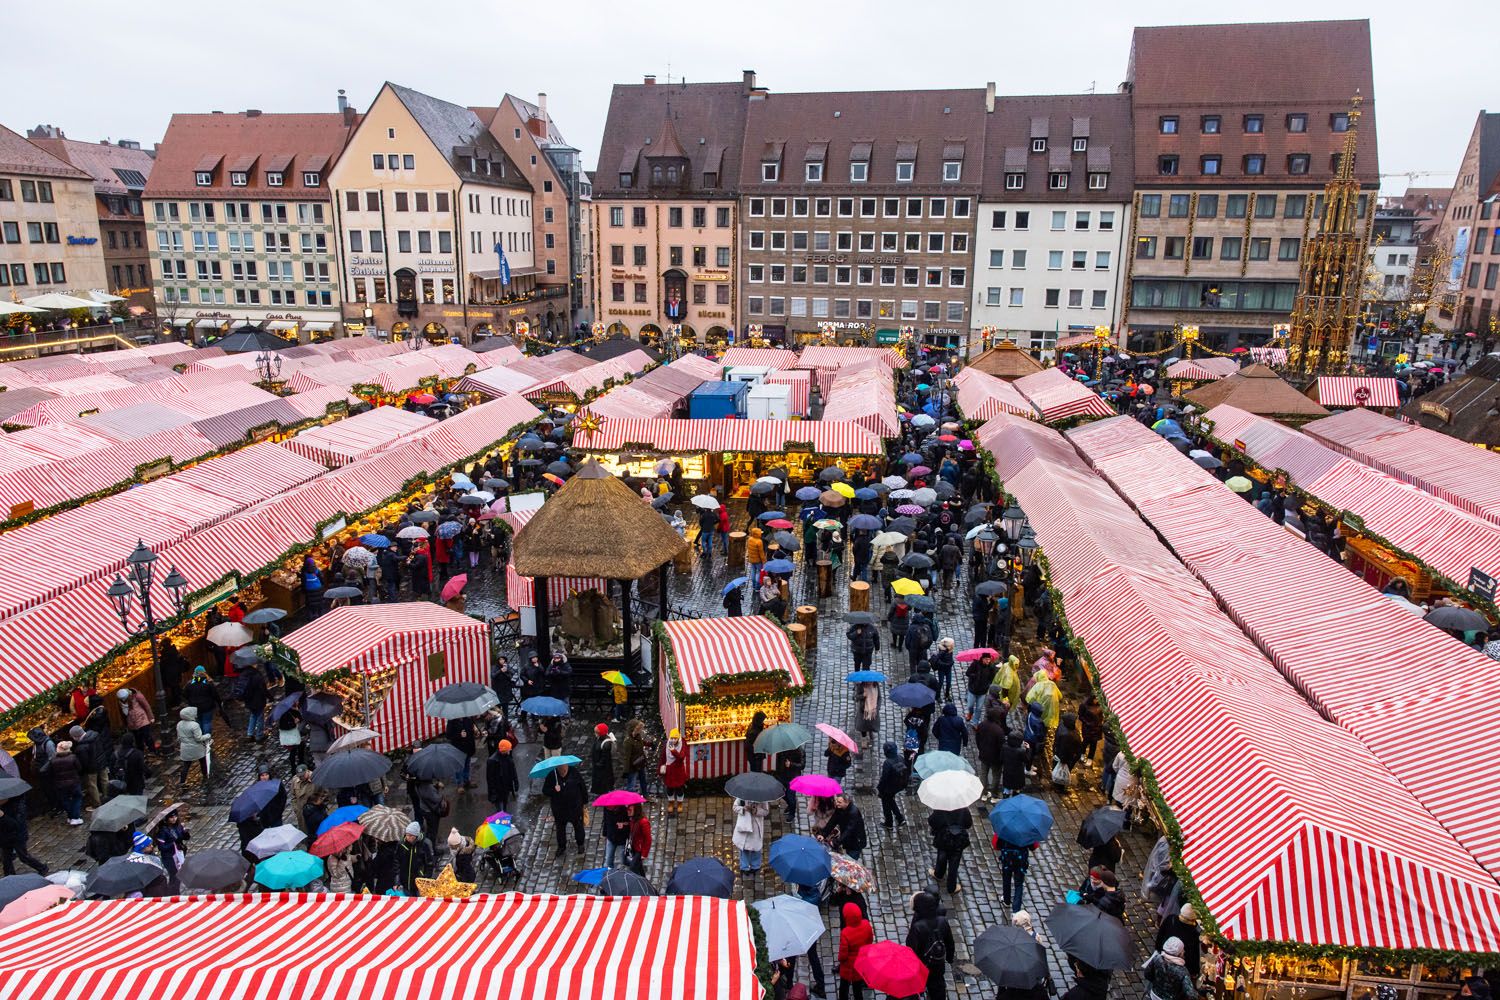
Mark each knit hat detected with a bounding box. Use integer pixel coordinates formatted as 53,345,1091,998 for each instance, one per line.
447,828,462,849
669,728,680,739
56,741,73,754
1162,937,1186,958
132,831,153,852
595,723,610,736
405,821,422,837
69,726,85,741
117,689,130,701
193,665,209,677
498,739,513,752
1179,903,1197,924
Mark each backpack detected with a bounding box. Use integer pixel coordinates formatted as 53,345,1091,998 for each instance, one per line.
909,621,933,649
919,921,949,963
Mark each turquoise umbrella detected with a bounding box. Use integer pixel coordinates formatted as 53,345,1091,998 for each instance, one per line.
530,755,582,778
254,850,323,890
913,750,975,780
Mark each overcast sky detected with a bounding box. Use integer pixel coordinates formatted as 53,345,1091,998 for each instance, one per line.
9,0,1490,196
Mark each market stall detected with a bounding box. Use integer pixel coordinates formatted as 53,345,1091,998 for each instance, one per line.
952,367,1038,422
1310,376,1402,410
276,603,490,753
1011,367,1116,424
656,616,807,780
280,406,436,468
0,892,763,1000
819,359,900,438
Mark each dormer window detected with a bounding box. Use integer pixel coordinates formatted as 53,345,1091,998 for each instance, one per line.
303,172,320,187
850,161,868,183
1031,138,1046,153
266,171,283,187
896,161,914,182
1049,172,1069,190
1088,172,1108,190
229,172,248,187
1073,138,1087,152
195,171,213,186
619,172,633,188
806,162,823,182
1005,172,1025,190
942,161,961,182
762,162,779,182
703,171,717,188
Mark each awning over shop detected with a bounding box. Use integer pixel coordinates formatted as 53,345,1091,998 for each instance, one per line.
1312,375,1401,408
265,320,299,333
303,321,335,333
0,893,762,1000
584,417,884,457
194,318,224,329
719,347,799,370
661,616,805,695
1011,367,1115,423
795,345,907,371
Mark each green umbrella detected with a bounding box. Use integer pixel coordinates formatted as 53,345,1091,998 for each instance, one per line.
754,722,813,755
254,850,324,890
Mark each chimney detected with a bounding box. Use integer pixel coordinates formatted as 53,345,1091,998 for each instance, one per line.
985,81,996,114
743,69,757,92
644,74,656,85
25,125,63,139
337,89,348,113
538,92,547,119
245,109,262,117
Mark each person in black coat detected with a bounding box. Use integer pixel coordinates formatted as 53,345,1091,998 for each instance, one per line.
546,653,573,703
240,664,269,742
846,623,880,671
933,703,968,755
1082,867,1125,920
1156,904,1202,979
486,740,520,812
1000,733,1031,798
774,744,803,823
398,823,435,895
823,795,867,861
591,724,616,794
542,762,587,855
975,709,1008,801
971,592,996,650
117,732,148,796
1061,958,1112,1000
445,716,478,788
377,546,401,602
876,741,907,829
744,712,768,773
928,806,973,894
905,890,955,1000
0,797,48,876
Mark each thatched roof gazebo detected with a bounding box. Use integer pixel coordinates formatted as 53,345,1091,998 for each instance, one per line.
967,341,1045,381
1183,363,1330,422
512,459,688,668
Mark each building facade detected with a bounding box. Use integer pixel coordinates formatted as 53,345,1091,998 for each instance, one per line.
144,107,353,342
28,128,155,309
592,74,749,346
971,92,1133,354
330,83,534,345
736,86,986,350
1427,110,1500,337
0,123,108,307
1367,207,1418,320
1121,20,1379,351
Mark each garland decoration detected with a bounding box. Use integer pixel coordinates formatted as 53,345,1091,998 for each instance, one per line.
652,618,815,708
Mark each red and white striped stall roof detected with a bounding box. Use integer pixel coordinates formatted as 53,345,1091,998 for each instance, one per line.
661,616,804,696
281,602,490,752
1164,357,1240,381
1205,405,1500,585
765,369,812,416
504,563,609,609
525,354,652,402
0,892,761,1000
795,345,908,371
1314,376,1402,408
1303,407,1500,528
1012,367,1115,423
588,386,675,421
1249,346,1288,365
820,360,900,438
973,410,1500,953
719,347,799,370
1070,415,1500,878
282,407,437,467
584,418,883,457
953,368,1038,421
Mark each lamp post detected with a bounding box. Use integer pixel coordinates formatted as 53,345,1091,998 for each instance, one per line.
105,540,189,716
1001,504,1026,543
254,349,283,386
1016,525,1039,567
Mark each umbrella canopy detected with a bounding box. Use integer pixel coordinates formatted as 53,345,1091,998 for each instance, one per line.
772,531,801,551
205,622,252,647
830,482,856,499
592,790,646,808
241,608,287,626
0,885,74,928
230,647,265,668
749,481,776,496
844,670,886,683
425,681,498,719
913,751,975,780
519,696,570,717
815,722,858,753
357,805,411,843
409,510,440,523
754,722,813,755
919,770,983,810
900,453,924,466
871,531,907,548
360,533,392,549
597,868,658,897
909,465,932,476
907,595,936,613
766,519,794,530
975,580,1008,597
752,895,826,961
853,488,879,502
315,804,369,836
1424,605,1489,632
855,941,928,998
529,755,582,778
842,611,875,626
666,856,735,898
721,577,750,596
1224,476,1255,493
228,780,283,823
245,824,307,859
789,774,843,797
341,547,376,569
88,794,148,833
690,495,720,510
795,486,823,501
476,819,520,849
0,875,51,909
890,577,924,596
899,552,933,570
828,852,873,892
911,487,939,506
405,742,467,780
973,924,1050,988
255,850,324,890
1076,805,1129,848
397,525,430,540
84,857,162,898
724,772,785,803
1188,449,1222,470
890,682,937,708
1047,903,1135,970
764,558,795,575
895,504,926,516
326,728,379,754
882,475,908,489
769,834,832,885
813,518,841,530
435,522,463,540
311,749,390,790
817,466,846,483
440,574,469,603
756,511,786,523
0,775,31,800
847,514,882,531
309,822,364,858
818,490,846,507
323,586,363,600
955,646,999,662
989,794,1055,845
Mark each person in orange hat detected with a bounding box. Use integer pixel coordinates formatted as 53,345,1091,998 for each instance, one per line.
486,738,518,813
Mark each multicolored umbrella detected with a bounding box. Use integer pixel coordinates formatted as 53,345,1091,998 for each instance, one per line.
828,852,873,893
315,804,368,836
895,504,925,516
357,805,410,843
476,819,520,849
601,670,632,687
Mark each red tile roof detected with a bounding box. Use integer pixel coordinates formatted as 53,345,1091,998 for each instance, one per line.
595,79,749,199
981,93,1134,201
145,111,355,200
0,124,90,180
27,137,155,196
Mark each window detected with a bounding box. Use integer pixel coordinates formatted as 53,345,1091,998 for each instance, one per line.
1159,116,1178,134
1287,113,1308,133
905,233,920,252
438,231,452,253
991,210,1007,230
633,245,647,266
1139,194,1161,218
1248,237,1271,261
1091,289,1108,309
834,265,850,284
1164,237,1185,260
1486,263,1499,290
1201,156,1221,175
1192,237,1213,260
1201,115,1221,134
1072,251,1087,270
717,207,731,227
793,232,810,251
1011,249,1026,269
762,162,779,182
771,198,787,217
986,287,1003,306
1048,250,1064,270
1088,172,1108,190
954,198,970,218
1330,112,1350,132
393,191,409,212
1158,156,1179,175
633,206,647,226
266,172,283,187
300,232,328,253
1244,115,1264,134
1287,154,1310,175
860,198,878,218
1226,194,1247,218
1075,211,1091,231
417,231,432,253
806,162,823,182
929,198,946,218
748,264,765,283
748,296,763,314
1278,238,1300,261
369,230,383,252
905,198,922,218
1284,195,1307,219
195,171,212,186
669,246,685,266
1014,211,1029,230
297,203,325,223
0,180,9,200
923,301,940,321
692,245,707,266
850,161,868,183
770,264,786,282
1244,154,1266,175
1010,288,1024,307
989,250,1005,268
401,155,414,170
609,207,625,227
1073,137,1088,153
1067,289,1084,308
769,297,785,315
1051,211,1066,230
717,246,731,267
896,161,914,182
948,268,965,287
1095,251,1110,270
942,161,961,182
1045,288,1060,307
900,300,918,320
858,233,875,251
1049,172,1068,190
1220,237,1242,260
634,282,647,302
814,198,831,217
1468,262,1482,288
793,198,809,217
668,207,682,227
1197,194,1218,218
618,172,633,188
881,233,898,252
1005,172,1025,190
880,267,896,285
747,199,764,218
1254,194,1277,218
1169,194,1190,218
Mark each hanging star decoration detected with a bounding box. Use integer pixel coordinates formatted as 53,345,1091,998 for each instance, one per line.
415,864,477,899
574,408,605,443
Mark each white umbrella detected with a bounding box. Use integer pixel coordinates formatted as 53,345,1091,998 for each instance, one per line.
397,525,429,540
889,489,915,500
472,490,495,503
205,622,253,647
910,488,938,507
245,824,306,859
918,770,983,811
757,475,782,485
690,495,720,510
20,292,104,311
1382,593,1426,616
83,289,126,303
871,531,907,548
751,894,826,961
341,548,375,568
327,727,379,753
882,475,908,489
0,302,42,317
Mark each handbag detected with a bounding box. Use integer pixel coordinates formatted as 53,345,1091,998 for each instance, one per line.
1051,760,1072,788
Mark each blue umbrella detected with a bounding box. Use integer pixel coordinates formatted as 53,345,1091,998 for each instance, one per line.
853,488,879,502
769,835,832,885
316,804,369,837
890,683,937,708
795,486,822,501
519,696,570,717
228,779,283,823
764,559,795,575
1151,419,1184,437
530,755,582,778
756,511,784,523
573,867,609,886
722,577,750,595
847,514,882,531
900,452,924,465
254,850,323,890
360,533,391,549
844,670,887,683
666,856,736,898
990,794,1055,845
269,693,302,723
437,521,463,539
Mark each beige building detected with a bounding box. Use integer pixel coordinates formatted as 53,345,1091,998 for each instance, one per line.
331,82,535,345
0,123,108,307
1427,111,1500,337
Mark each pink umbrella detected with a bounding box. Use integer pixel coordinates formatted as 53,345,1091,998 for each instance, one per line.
958,440,975,451
909,465,932,476
895,504,925,516
954,647,998,662
440,573,469,603
789,774,843,797
591,790,646,808
816,722,858,753
477,509,498,521
0,885,75,927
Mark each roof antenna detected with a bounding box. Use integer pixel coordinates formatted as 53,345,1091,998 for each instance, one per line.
1087,80,1096,94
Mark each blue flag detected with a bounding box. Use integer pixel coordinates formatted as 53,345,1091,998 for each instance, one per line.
493,242,511,286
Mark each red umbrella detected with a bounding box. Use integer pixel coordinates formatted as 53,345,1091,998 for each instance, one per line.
937,434,958,443
855,941,928,997
767,518,794,529
409,392,438,405
954,647,998,662
441,573,469,603
309,821,363,858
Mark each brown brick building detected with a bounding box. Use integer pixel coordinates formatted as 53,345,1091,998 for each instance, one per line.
1122,19,1379,351
1428,111,1500,338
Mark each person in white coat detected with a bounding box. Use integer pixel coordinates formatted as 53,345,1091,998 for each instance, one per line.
732,797,769,873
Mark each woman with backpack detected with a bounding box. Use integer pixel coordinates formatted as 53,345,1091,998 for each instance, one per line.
928,805,972,894
905,891,955,1000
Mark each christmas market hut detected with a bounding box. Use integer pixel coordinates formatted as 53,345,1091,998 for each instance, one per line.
1182,363,1329,423
656,616,808,780
275,603,490,752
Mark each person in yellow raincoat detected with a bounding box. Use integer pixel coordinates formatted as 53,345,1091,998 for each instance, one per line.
1025,668,1061,776
992,654,1022,716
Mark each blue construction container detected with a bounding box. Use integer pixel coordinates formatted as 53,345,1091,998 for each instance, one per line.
688,380,749,419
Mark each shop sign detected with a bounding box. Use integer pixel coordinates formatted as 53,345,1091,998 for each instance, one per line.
805,253,904,266
1352,385,1372,405
508,307,528,316
427,649,449,682
1418,401,1452,423
265,313,299,321
136,458,173,482
697,311,728,319
320,516,347,540
611,271,646,281
194,311,231,319
1233,439,1247,452
67,235,98,245
704,676,779,698
247,422,281,443
8,501,34,519
349,253,386,277
608,307,652,317
693,271,730,281
1470,567,1497,602
190,577,239,614
417,257,455,274
344,322,367,333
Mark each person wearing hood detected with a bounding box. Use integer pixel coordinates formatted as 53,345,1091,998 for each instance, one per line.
1052,711,1084,788
933,703,967,755
1156,904,1202,979
846,621,880,672
661,728,689,813
620,719,650,794
928,805,973,894
591,723,617,793
46,741,84,825
1077,695,1105,768
117,686,157,752
964,652,994,723
152,806,189,891
876,741,908,830
289,764,317,830
68,724,110,810
486,739,519,813
983,682,1008,721
176,706,212,791
824,794,868,861
1144,937,1198,1000
836,901,873,1000
904,611,934,672
0,794,48,875
723,585,745,617
929,638,956,701
975,708,1009,802
117,732,147,796
746,526,767,587
732,796,770,872
1024,669,1060,778
183,665,222,736
905,891,955,1000
1000,733,1032,798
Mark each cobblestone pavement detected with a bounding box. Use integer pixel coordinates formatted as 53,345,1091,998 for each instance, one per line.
23,528,1159,998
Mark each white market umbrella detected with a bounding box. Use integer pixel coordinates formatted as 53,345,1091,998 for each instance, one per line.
20,292,104,311
397,525,429,540
327,728,380,753
245,824,307,859
83,289,126,304
0,302,42,317
205,622,253,647
918,770,983,811
690,495,720,510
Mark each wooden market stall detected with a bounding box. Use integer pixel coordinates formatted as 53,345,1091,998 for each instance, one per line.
656,616,808,780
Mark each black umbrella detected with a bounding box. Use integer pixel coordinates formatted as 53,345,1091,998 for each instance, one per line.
458,494,488,507
933,482,958,499
312,749,391,789
424,681,499,719
651,492,675,509
303,692,343,722
888,516,917,535
964,508,992,527
230,646,266,669
1076,805,1129,849
817,466,845,483
0,874,50,908
773,531,801,551
0,775,32,800
241,608,286,626
546,461,572,477
89,794,148,832
517,434,544,450
409,510,440,524
1424,605,1489,632
540,442,559,451
228,780,282,823
724,771,786,803
765,467,788,482
890,682,937,708
666,856,735,898
598,868,658,896
406,742,467,780
518,458,543,467
907,595,937,613
975,581,1008,597
900,552,934,570
178,849,251,892
85,856,163,898
1046,903,1135,970
842,611,875,625
484,478,510,491
973,924,1050,988
749,481,776,495
270,693,303,723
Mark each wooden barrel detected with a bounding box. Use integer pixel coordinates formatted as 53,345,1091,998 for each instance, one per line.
786,622,809,655
816,559,833,598
795,605,817,647
727,530,747,568
848,580,870,612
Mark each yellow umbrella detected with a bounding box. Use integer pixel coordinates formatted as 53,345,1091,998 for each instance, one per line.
831,482,856,498
891,577,925,596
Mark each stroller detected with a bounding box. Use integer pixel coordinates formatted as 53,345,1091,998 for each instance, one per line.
478,823,523,886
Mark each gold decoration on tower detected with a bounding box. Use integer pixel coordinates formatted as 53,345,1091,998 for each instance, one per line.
1287,94,1371,378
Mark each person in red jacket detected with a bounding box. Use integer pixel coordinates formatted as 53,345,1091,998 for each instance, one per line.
660,729,689,814
716,503,731,555
627,802,651,874
837,901,873,1000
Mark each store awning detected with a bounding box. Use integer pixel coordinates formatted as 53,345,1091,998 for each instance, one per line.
303,321,335,333
1164,357,1239,381
169,318,191,327
194,319,224,329
469,266,539,281
662,616,805,695
265,320,298,332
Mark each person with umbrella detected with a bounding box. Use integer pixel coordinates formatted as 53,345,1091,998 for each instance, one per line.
398,821,435,895
1082,866,1125,919
661,728,689,813
542,759,588,856
151,805,189,891
445,714,478,789
745,711,769,773
825,794,868,862
774,743,805,824
537,711,566,760
732,794,770,873
602,800,633,869
847,617,880,672
905,891,955,1000
836,901,874,1000
928,801,973,895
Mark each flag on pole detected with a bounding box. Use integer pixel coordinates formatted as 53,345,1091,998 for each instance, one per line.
493,242,512,286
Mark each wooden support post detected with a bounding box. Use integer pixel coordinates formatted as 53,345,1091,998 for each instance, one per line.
848,580,870,612
673,543,693,575
786,622,809,656
795,605,817,648
727,530,747,569
816,559,833,598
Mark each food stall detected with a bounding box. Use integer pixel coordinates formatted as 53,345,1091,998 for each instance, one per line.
655,616,808,780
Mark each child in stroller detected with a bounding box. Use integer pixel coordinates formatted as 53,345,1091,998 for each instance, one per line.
478,824,523,885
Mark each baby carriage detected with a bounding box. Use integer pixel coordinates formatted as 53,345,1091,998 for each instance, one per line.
478,823,524,886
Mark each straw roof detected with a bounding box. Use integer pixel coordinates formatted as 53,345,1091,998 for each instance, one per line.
966,342,1045,380
511,459,688,580
1398,354,1500,447
1183,363,1330,418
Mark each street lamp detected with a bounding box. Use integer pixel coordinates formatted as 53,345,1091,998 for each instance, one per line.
1001,504,1026,542
1016,525,1039,567
362,306,374,338
254,350,283,385
105,539,189,715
